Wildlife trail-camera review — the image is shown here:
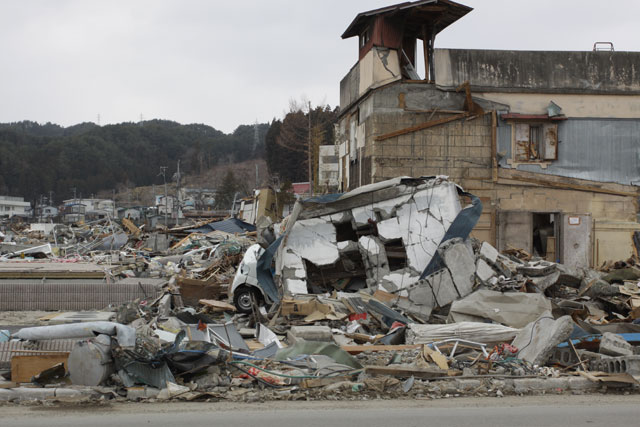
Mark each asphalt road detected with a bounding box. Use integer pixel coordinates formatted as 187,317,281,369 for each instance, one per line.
2,395,638,427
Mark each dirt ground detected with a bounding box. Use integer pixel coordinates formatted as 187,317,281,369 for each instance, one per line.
1,393,638,416
0,311,51,327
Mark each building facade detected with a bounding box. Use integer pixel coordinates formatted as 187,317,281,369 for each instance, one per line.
335,0,640,267
0,196,30,218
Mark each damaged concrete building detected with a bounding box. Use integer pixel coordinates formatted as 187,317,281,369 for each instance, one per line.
276,177,461,294
335,0,640,268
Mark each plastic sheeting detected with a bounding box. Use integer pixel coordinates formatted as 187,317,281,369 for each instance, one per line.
274,340,363,370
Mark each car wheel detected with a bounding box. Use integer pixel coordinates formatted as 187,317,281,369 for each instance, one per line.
233,286,259,314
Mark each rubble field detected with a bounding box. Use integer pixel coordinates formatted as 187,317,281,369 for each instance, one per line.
1,177,640,404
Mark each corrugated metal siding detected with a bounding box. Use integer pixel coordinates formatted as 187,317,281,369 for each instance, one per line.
0,281,164,311
0,339,77,369
497,118,640,185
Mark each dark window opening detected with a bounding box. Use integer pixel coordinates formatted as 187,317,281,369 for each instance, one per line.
356,220,378,237
304,252,367,294
383,239,408,270
335,221,358,242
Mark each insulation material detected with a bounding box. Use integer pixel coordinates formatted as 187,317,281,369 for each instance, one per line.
406,322,521,345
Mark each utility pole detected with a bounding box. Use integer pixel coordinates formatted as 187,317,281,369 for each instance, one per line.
175,160,181,226
307,101,314,196
159,166,168,227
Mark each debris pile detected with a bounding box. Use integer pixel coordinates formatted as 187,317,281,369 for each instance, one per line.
1,176,639,403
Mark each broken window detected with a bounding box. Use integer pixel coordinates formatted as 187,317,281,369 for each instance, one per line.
359,28,370,49
335,221,358,242
513,122,558,163
383,239,408,271
303,253,367,294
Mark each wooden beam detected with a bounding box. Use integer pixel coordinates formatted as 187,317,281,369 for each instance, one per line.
342,344,421,354
498,172,638,198
11,354,69,383
491,110,498,182
374,113,468,141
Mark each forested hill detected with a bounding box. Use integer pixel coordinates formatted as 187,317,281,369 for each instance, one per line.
0,120,268,203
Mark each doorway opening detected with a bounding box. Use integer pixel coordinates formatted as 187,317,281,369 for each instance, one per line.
532,213,558,262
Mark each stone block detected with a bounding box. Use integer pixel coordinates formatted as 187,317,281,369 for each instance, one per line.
512,314,574,366
599,332,633,357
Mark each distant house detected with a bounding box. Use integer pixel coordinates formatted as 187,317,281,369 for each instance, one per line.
0,196,30,218
62,198,115,219
291,182,310,196
318,145,340,192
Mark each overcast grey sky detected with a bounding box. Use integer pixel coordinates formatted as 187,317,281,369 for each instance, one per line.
1,0,638,133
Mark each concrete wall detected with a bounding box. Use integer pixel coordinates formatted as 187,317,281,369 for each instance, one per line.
340,62,360,111
318,145,340,190
339,47,402,112
370,112,493,183
435,49,640,94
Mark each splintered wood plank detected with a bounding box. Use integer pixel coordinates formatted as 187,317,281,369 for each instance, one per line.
11,354,69,383
341,344,421,354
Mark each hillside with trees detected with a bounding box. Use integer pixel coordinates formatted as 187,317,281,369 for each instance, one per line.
265,103,338,186
0,120,268,204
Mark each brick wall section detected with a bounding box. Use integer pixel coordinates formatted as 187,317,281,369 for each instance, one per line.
370,112,492,182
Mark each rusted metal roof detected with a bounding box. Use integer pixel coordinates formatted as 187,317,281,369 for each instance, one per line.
0,279,165,311
0,339,77,369
342,0,472,39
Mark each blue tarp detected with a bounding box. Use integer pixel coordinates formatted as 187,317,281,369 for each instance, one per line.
420,188,483,279
187,218,256,234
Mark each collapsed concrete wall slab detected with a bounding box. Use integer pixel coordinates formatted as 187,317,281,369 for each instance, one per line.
272,176,463,296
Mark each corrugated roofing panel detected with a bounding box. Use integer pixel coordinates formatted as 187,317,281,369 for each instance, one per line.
0,280,164,311
0,339,77,369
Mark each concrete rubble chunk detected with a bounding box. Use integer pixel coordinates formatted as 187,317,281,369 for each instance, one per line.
554,263,584,288
427,269,459,307
479,241,499,263
528,271,561,292
599,332,633,357
441,241,475,298
516,261,557,277
476,258,497,283
512,313,574,366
